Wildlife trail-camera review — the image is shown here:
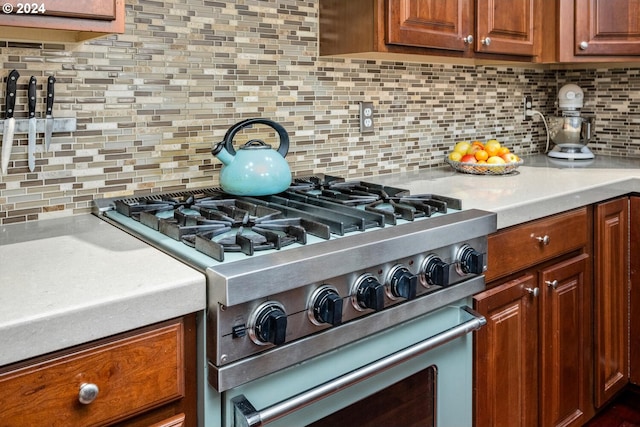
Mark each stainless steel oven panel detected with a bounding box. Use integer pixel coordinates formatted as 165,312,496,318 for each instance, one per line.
208,275,485,391
221,301,482,427
206,209,496,307
208,234,488,367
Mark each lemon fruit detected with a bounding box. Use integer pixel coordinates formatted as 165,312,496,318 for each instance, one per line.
487,156,506,164
448,151,463,162
453,141,471,155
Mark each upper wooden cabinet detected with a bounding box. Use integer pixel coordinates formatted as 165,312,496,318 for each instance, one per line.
542,0,640,62
319,0,541,62
476,0,538,56
386,0,474,53
0,0,124,43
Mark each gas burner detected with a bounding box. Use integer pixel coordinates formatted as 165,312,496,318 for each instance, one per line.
97,177,464,262
114,192,333,262
366,194,463,224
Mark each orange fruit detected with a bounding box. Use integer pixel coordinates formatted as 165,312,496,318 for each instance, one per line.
485,144,500,157
498,146,510,156
475,150,489,161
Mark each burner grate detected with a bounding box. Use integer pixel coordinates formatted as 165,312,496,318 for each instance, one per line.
101,177,462,262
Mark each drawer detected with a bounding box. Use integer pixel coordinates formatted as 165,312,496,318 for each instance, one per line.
0,319,185,427
486,207,589,282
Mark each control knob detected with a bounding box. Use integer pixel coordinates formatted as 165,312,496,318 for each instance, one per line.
248,301,287,346
352,273,385,312
457,244,485,275
309,285,343,326
387,265,418,300
421,254,450,287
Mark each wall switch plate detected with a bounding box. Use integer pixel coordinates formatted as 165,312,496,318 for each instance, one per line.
523,96,533,121
360,102,374,133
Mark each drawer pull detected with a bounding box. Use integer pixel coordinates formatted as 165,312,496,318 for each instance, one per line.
78,383,99,405
545,280,558,289
536,235,550,245
525,287,539,297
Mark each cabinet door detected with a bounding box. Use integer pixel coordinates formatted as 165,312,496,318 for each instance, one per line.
632,197,640,385
540,253,590,427
574,0,640,56
0,0,124,42
594,197,629,407
474,274,538,427
476,0,538,56
386,0,473,52
4,0,117,20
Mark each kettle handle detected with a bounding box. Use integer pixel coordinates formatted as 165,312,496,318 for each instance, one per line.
216,118,289,157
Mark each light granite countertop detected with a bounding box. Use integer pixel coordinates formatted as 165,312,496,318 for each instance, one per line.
375,154,640,229
0,214,206,367
2,154,639,368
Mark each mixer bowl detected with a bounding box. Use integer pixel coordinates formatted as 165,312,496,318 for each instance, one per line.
548,116,587,146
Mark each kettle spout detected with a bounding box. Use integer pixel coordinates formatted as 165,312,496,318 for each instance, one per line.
212,141,235,166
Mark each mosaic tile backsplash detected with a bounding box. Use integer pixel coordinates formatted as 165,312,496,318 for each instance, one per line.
0,0,638,224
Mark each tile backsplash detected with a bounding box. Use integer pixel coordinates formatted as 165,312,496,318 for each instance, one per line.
0,0,638,224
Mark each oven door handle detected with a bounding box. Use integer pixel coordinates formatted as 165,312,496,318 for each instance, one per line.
231,305,486,427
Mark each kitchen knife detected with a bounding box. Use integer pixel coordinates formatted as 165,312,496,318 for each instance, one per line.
1,69,20,175
27,76,37,172
44,76,55,152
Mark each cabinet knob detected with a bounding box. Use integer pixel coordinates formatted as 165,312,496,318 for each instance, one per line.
481,37,491,46
463,35,474,44
525,287,539,297
78,383,99,405
579,41,589,50
545,280,559,289
536,235,550,245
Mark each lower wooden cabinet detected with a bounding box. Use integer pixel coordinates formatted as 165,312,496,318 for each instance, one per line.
0,314,197,427
474,274,539,427
475,207,593,427
539,253,591,427
594,197,629,407
632,197,640,385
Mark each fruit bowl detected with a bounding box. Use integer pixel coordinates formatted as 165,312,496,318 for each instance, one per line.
445,156,523,175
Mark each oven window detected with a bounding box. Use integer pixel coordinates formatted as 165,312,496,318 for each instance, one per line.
307,365,437,427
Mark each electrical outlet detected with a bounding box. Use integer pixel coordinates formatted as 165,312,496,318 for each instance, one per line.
360,102,374,133
523,96,533,121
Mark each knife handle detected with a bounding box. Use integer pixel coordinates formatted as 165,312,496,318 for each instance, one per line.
5,69,19,119
28,76,37,119
46,76,56,115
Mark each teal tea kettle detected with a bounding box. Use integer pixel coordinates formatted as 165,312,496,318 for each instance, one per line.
212,118,292,196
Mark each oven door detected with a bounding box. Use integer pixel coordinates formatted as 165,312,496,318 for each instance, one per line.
222,299,485,427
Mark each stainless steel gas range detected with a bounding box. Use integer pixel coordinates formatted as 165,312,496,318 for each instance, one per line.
93,175,497,427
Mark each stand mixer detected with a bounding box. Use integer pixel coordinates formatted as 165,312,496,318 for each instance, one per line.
547,84,595,160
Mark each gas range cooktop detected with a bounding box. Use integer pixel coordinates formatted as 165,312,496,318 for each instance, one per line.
93,175,463,267
93,174,497,391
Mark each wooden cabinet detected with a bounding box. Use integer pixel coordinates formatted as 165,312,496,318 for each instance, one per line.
320,0,541,62
542,0,640,63
594,197,629,407
539,253,590,427
0,0,124,43
474,274,539,427
474,207,593,427
475,0,539,56
0,314,197,427
631,197,640,386
386,0,473,53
